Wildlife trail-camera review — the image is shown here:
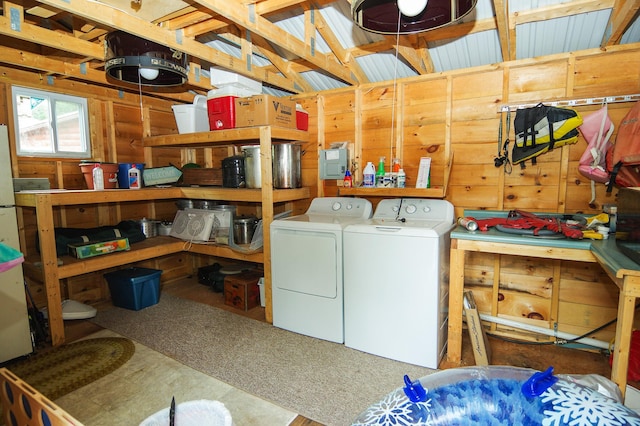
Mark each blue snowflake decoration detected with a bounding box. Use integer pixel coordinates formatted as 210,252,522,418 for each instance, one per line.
352,367,640,426
540,381,640,426
352,389,431,425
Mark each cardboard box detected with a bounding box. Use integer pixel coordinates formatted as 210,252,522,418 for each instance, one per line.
224,273,261,311
68,238,130,259
104,267,162,311
463,290,491,365
234,95,296,129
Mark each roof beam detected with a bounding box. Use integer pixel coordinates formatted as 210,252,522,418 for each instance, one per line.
34,0,299,92
513,0,615,25
601,0,640,46
251,33,314,92
492,0,511,62
313,7,368,83
1,1,103,59
190,0,358,85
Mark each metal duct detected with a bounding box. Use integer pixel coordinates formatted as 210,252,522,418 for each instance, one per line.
352,0,477,35
104,31,188,87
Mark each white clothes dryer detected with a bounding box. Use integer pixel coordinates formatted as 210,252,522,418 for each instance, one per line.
270,197,372,343
343,198,454,368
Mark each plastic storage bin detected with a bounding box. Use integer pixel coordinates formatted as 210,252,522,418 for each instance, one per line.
172,95,209,134
104,267,162,310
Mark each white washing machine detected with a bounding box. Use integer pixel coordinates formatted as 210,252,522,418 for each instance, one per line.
270,197,372,343
343,198,454,368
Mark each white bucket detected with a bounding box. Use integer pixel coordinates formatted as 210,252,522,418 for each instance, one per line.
140,400,232,426
172,95,209,134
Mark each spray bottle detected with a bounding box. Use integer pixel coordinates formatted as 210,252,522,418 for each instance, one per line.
376,156,386,187
392,158,401,187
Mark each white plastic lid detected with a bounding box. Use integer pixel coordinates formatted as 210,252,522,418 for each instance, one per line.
40,299,97,320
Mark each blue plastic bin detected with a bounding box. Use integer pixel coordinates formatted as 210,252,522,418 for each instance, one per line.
105,267,161,310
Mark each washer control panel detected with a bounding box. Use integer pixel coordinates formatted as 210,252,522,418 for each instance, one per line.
373,198,454,223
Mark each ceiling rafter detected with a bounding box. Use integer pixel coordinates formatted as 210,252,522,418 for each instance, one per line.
492,0,511,62
514,0,615,25
312,6,369,82
251,33,315,92
2,2,103,59
190,0,359,85
34,0,300,92
601,0,640,46
0,0,633,98
390,35,428,74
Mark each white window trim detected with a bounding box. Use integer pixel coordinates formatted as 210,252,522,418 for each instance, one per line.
11,86,91,158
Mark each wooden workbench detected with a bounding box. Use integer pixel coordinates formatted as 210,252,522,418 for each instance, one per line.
447,211,640,399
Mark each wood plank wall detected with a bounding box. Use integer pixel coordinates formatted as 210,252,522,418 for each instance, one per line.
5,43,640,345
293,43,640,344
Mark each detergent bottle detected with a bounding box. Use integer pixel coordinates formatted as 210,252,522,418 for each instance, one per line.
363,162,376,187
128,164,141,189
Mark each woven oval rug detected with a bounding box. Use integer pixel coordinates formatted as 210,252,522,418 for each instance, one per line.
7,337,134,400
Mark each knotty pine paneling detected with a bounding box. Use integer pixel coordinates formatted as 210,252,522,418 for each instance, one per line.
10,44,640,341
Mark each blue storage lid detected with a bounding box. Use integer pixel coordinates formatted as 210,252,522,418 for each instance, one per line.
105,267,162,284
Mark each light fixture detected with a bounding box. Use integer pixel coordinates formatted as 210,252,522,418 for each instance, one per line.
104,31,188,87
352,0,477,34
398,0,427,17
139,67,159,80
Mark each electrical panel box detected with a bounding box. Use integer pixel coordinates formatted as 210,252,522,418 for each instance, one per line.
319,148,348,180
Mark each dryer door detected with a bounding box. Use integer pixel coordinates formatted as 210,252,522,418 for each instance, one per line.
271,228,339,298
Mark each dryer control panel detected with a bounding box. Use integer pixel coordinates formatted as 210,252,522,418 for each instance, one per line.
306,197,373,219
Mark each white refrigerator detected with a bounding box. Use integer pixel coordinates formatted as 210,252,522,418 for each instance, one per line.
0,124,33,363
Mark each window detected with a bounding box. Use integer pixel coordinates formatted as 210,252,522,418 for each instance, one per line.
12,86,90,158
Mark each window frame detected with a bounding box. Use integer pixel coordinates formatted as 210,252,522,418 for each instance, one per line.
11,85,91,159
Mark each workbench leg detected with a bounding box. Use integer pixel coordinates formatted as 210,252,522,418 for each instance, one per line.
611,285,635,400
447,241,465,364
36,195,65,346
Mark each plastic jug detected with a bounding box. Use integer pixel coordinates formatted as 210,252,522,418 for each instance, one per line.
363,162,375,187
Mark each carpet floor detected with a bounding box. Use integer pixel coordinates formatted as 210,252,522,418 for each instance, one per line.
91,294,435,425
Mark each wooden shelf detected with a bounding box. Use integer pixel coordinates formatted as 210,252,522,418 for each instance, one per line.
143,126,309,147
179,186,309,203
144,126,308,330
337,186,446,198
19,126,310,346
15,187,310,206
14,187,183,207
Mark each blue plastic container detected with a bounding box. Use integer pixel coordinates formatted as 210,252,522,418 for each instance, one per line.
105,267,161,310
117,163,145,188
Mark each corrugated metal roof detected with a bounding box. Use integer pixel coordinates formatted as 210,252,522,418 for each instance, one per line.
197,0,639,94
